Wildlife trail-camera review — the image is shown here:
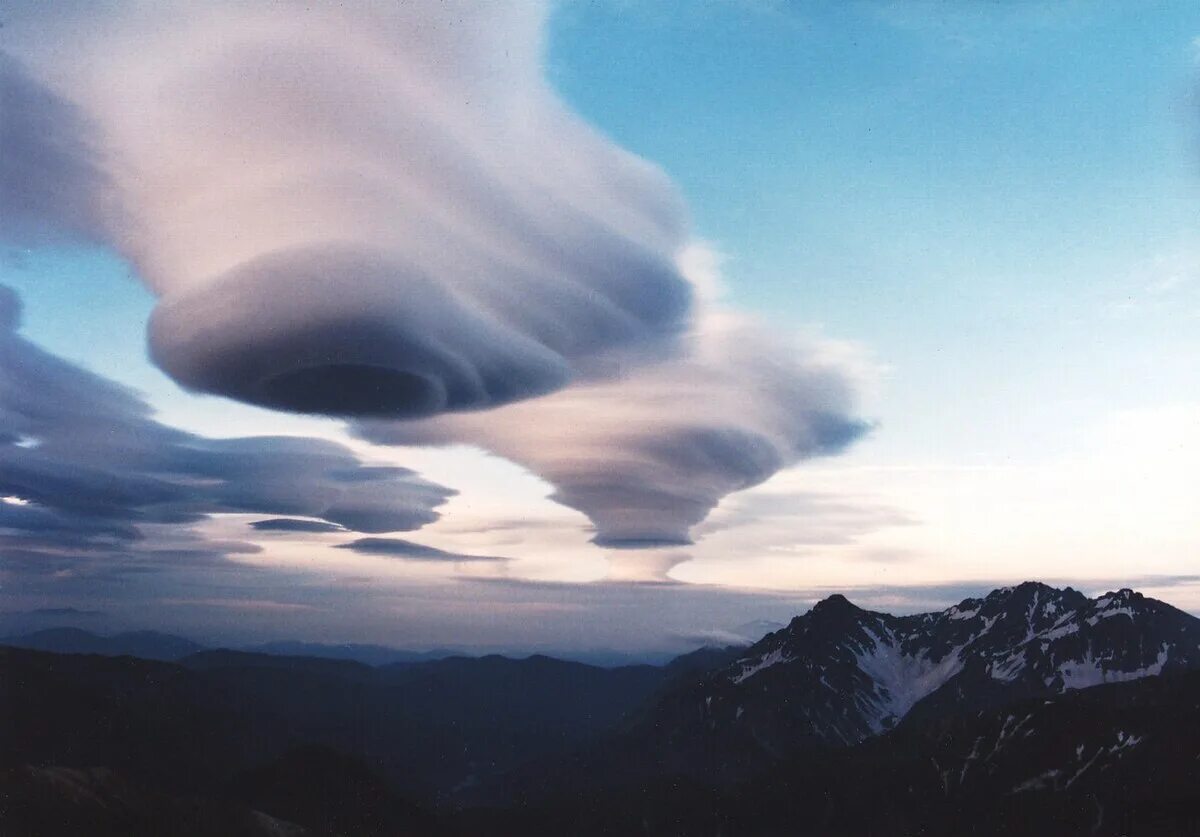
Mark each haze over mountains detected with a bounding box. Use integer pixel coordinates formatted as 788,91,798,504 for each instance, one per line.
3,581,1200,835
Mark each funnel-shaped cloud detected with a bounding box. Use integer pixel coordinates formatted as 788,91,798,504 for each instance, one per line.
1,2,691,417
357,312,871,548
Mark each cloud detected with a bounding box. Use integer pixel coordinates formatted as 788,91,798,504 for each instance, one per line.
693,483,915,550
1,2,692,418
1,4,870,557
334,538,505,562
0,54,113,246
250,518,346,534
357,311,870,549
0,285,454,580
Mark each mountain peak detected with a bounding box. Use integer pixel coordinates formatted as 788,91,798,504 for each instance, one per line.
987,580,1053,598
809,593,859,615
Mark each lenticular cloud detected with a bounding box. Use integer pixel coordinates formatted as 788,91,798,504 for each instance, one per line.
1,2,873,550
1,1,691,417
357,311,871,549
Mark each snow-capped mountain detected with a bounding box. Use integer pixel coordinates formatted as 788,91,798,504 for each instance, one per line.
642,582,1200,758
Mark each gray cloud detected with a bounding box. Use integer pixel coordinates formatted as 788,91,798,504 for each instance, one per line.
250,518,346,534
0,53,113,246
357,315,870,548
0,285,454,579
334,537,505,562
1,2,692,418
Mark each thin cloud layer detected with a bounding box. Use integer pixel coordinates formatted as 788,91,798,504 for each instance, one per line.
358,312,870,548
0,285,453,579
1,1,691,417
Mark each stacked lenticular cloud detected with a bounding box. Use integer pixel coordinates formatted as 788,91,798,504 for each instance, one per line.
0,1,870,552
2,1,691,417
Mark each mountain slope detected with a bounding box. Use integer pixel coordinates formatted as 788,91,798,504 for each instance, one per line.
488,669,1200,836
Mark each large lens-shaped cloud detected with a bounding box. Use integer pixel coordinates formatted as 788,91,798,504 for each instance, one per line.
0,2,691,417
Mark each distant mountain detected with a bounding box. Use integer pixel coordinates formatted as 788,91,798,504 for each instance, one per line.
240,641,674,669
2,627,204,661
627,582,1200,776
240,641,458,667
731,619,786,642
1,628,690,669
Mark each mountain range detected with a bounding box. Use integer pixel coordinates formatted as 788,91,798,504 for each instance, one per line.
3,581,1198,836
0,628,689,668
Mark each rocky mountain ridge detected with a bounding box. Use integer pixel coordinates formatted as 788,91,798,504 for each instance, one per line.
641,582,1200,758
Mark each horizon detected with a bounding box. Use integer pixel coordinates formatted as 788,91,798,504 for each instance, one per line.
2,2,1199,655
3,579,1193,659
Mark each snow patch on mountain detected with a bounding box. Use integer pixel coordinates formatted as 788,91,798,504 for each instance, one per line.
990,649,1027,682
1086,607,1135,626
854,626,966,730
731,647,792,684
1057,644,1170,690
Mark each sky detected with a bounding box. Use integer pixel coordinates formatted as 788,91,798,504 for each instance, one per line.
1,1,1199,655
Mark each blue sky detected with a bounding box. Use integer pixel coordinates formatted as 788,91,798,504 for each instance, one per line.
549,1,1200,462
2,2,1200,650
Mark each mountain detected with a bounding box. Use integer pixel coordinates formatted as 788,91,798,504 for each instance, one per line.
1,628,205,661
565,583,1200,784
730,619,786,642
